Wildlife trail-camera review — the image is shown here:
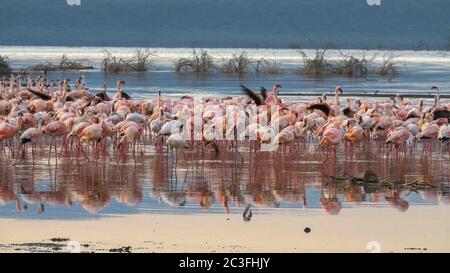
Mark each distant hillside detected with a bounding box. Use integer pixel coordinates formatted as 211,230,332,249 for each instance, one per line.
0,0,449,49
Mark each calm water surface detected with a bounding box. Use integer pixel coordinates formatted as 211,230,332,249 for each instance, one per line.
1,46,450,98
1,141,449,220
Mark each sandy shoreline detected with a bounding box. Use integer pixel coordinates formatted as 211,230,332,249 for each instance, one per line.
1,205,449,253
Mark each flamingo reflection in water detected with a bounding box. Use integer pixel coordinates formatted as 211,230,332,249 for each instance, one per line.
1,142,449,216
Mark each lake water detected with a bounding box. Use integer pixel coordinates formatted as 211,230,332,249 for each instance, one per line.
2,46,450,99
1,139,449,220
1,46,450,252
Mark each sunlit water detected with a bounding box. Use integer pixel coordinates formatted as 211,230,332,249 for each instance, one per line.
1,46,450,99
1,139,449,220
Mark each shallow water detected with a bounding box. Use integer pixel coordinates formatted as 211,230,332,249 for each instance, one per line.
1,139,449,220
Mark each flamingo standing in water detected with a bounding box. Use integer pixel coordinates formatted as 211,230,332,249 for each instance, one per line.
0,113,23,156
3,74,450,167
44,120,67,162
273,126,295,153
19,127,43,159
438,124,450,155
418,121,440,154
344,121,365,156
438,124,450,142
319,122,344,156
344,122,365,144
79,123,103,161
166,133,189,149
117,122,143,161
385,126,412,156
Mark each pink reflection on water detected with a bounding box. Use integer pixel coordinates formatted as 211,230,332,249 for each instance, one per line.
0,140,449,216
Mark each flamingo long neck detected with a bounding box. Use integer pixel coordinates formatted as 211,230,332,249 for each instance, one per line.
62,83,68,102
9,81,14,94
38,79,44,92
158,90,161,108
14,118,22,134
436,88,440,106
273,83,279,105
116,82,122,99
38,119,44,130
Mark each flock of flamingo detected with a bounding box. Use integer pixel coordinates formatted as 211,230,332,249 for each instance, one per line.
1,74,450,164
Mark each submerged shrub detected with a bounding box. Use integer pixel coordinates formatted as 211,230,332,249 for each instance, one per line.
297,46,401,77
103,49,155,73
133,49,155,72
297,48,333,76
175,49,216,74
333,51,372,77
220,51,253,74
254,58,282,75
377,54,401,77
30,54,94,72
0,55,12,76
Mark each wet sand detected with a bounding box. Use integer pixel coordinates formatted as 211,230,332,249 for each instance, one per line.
1,205,450,253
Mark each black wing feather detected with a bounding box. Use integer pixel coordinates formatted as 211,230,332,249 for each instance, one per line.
121,92,132,100
343,107,355,118
27,88,52,101
433,109,450,120
240,84,262,106
307,103,331,117
260,87,268,100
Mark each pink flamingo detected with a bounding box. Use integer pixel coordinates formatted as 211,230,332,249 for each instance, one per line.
19,127,43,159
0,113,23,156
44,120,67,162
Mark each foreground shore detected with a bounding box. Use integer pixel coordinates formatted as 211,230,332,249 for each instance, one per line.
1,206,449,253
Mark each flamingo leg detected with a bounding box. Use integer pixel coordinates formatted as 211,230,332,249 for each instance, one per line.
48,137,54,164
